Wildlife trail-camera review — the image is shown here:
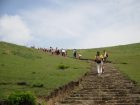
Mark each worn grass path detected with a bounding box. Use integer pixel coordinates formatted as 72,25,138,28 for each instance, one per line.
55,62,140,105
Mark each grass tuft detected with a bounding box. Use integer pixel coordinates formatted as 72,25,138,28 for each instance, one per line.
32,83,44,88
17,82,28,86
58,64,69,70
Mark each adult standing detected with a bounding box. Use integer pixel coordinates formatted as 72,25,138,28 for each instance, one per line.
62,49,66,57
73,49,77,58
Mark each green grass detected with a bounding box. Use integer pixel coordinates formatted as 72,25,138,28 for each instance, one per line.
0,42,90,100
1,41,140,103
74,43,140,85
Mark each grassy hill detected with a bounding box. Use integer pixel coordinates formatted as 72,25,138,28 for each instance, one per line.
0,42,90,100
76,43,140,84
0,41,140,104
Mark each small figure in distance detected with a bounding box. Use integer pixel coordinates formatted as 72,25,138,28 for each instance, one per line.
73,49,77,59
62,48,66,57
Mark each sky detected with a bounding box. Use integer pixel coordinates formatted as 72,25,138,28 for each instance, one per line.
0,0,140,49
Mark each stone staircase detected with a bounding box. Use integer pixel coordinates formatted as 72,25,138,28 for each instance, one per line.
55,63,140,105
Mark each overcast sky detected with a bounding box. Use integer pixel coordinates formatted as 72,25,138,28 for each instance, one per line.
0,0,140,49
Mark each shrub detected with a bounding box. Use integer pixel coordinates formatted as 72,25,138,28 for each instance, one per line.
17,82,28,86
8,91,36,105
32,83,44,88
58,64,69,70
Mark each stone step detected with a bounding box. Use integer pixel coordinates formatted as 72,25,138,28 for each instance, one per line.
54,64,140,105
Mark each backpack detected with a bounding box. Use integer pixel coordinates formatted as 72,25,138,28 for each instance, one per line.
95,56,101,63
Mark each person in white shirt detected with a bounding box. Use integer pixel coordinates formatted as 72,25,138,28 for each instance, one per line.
62,49,66,57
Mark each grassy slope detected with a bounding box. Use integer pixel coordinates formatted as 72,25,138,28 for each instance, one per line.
0,42,90,99
76,43,140,84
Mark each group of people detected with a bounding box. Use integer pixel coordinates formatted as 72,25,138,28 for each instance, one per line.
37,46,108,75
38,47,67,57
95,50,108,75
37,47,82,59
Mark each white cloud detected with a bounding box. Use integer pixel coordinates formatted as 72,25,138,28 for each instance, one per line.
21,0,140,48
0,15,32,45
21,8,86,39
79,23,140,48
1,0,140,48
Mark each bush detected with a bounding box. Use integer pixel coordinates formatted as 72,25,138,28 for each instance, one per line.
58,64,69,70
32,83,44,88
17,82,28,86
8,91,36,105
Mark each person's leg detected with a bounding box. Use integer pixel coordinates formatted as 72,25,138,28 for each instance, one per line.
100,64,102,74
74,53,76,58
98,63,102,74
101,61,103,73
73,53,75,58
97,63,100,74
